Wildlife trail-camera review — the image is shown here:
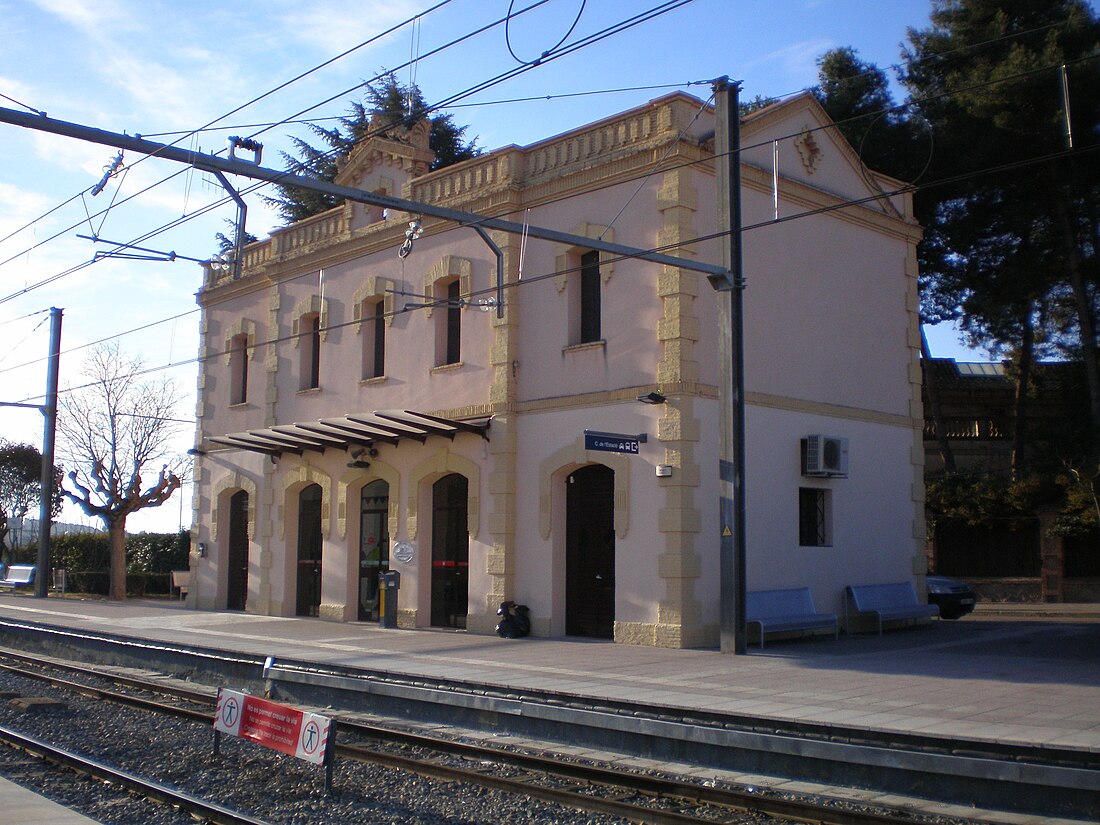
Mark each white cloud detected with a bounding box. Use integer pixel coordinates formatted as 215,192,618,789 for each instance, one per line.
276,0,422,57
0,74,36,107
0,182,53,237
28,0,134,35
747,39,834,88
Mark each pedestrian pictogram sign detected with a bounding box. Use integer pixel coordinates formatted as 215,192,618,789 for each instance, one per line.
214,688,332,766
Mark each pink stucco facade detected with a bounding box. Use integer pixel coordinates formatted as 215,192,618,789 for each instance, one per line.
189,93,925,647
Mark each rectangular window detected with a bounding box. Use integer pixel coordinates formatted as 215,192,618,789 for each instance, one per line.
229,333,248,405
445,280,461,365
799,487,831,547
300,313,320,390
363,299,385,379
579,250,601,343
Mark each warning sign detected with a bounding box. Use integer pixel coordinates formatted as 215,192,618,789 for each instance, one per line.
214,688,332,766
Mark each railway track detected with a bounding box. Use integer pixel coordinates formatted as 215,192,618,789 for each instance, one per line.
0,648,997,825
0,724,274,825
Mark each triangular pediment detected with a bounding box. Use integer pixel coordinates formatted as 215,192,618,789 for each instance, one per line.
334,115,435,190
740,93,907,221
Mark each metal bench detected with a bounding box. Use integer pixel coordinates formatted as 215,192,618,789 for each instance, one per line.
171,570,190,600
845,582,939,634
745,587,838,648
0,565,36,592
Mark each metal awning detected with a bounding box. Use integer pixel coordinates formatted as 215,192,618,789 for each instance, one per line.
207,409,491,456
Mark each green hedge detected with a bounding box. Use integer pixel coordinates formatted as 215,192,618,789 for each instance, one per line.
18,529,189,597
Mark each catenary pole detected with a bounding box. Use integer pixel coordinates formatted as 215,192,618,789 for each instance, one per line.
713,78,747,654
34,306,62,598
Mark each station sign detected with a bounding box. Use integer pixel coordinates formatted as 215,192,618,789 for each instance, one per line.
214,688,332,766
584,430,647,454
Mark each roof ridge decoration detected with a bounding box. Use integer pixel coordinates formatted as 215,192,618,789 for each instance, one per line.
335,114,435,188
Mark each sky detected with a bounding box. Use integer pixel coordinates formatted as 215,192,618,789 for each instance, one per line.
0,0,965,533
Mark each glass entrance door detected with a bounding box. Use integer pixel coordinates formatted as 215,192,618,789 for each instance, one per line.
358,480,389,621
226,490,248,611
430,473,468,628
296,483,322,617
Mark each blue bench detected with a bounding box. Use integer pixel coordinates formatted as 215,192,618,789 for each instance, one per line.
746,587,838,648
0,565,36,592
845,582,939,634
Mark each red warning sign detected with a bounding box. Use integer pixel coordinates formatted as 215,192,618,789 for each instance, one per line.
214,688,331,765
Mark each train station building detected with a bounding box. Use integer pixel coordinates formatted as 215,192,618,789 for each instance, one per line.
188,91,925,647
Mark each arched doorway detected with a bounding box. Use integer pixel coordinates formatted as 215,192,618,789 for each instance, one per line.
226,490,249,611
358,480,390,621
431,473,468,628
296,483,323,617
566,464,615,638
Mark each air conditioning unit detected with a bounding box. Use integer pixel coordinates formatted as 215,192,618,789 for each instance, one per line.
801,435,849,478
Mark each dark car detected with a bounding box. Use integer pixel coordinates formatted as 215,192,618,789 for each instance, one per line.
926,575,976,620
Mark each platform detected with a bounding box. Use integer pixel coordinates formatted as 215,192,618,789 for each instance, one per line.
0,776,100,823
0,594,1097,821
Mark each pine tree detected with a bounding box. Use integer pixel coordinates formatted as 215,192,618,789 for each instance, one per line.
266,77,480,224
902,0,1100,457
813,47,925,181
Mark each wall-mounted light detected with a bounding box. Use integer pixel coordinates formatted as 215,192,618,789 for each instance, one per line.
348,447,373,469
637,391,666,405
187,447,206,456
198,542,207,557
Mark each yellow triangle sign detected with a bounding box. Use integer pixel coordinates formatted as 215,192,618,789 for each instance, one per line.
722,526,732,537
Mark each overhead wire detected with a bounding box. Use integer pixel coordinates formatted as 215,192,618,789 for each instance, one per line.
133,82,710,140
505,0,587,64
0,0,563,283
12,131,1099,411
0,1,1072,265
0,0,690,298
1,0,697,389
26,128,1100,407
0,0,467,271
4,3,1094,399
755,16,1080,113
0,307,201,378
0,0,1028,264
5,41,1088,312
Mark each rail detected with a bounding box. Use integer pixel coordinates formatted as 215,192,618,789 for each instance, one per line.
0,649,968,825
0,725,273,825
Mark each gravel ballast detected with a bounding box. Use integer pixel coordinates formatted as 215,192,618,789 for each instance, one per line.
0,667,637,824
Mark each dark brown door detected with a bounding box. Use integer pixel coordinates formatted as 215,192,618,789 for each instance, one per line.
226,490,248,611
358,480,389,621
296,484,323,617
566,465,615,638
431,474,468,628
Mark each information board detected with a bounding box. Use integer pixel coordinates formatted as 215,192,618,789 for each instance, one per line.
214,688,332,766
584,430,644,454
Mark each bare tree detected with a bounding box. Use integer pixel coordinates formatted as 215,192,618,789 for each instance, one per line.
58,343,184,600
